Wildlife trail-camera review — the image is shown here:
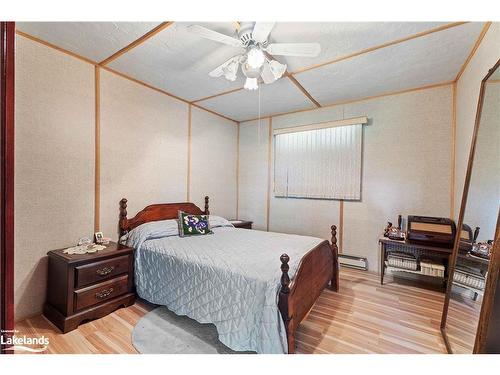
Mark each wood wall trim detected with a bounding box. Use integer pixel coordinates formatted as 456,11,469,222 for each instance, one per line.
286,73,321,108
99,22,174,66
454,22,492,82
339,200,344,253
94,66,101,232
450,83,457,219
1,21,15,349
266,118,273,231
241,81,454,123
236,122,240,220
15,30,99,65
14,30,239,125
187,104,192,201
293,22,468,75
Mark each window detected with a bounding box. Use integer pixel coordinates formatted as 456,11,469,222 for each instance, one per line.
273,117,366,200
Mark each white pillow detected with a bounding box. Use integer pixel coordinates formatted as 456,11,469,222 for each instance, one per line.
209,215,234,229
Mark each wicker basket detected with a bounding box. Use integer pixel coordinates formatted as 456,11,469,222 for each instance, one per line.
420,260,445,278
454,268,486,290
387,252,418,271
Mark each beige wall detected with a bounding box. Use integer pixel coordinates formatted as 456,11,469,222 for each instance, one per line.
190,107,238,219
14,35,95,319
238,86,453,271
14,36,238,320
100,70,189,239
237,119,270,230
454,23,500,219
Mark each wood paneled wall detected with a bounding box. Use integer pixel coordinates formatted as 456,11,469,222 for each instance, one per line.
238,85,453,272
13,36,238,321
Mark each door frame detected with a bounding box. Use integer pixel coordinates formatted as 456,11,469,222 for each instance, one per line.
1,21,15,353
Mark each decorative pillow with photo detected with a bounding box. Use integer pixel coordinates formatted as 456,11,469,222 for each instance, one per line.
178,211,213,237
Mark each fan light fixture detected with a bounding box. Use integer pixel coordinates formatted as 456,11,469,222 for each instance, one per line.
244,77,259,90
247,47,265,69
269,60,287,80
189,22,321,90
222,60,238,82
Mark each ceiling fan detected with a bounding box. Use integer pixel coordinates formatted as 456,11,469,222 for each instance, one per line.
188,22,321,90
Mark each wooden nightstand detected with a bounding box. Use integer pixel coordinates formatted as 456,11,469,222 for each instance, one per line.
229,220,253,229
44,242,135,333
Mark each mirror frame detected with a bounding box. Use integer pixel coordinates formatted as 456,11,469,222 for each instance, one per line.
440,58,500,354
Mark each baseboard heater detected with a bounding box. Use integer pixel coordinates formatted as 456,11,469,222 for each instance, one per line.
338,254,368,271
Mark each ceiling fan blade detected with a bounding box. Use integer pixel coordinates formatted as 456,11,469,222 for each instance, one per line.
209,55,241,80
252,22,275,43
188,25,242,48
266,43,321,57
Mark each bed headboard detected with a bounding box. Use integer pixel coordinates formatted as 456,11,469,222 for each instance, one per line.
119,196,209,236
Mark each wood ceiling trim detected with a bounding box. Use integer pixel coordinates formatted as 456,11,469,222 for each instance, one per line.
191,102,238,124
102,66,238,122
100,65,188,103
240,80,454,123
293,22,468,75
286,73,321,107
15,29,239,124
99,22,174,66
193,22,468,105
191,86,244,103
454,22,492,82
15,30,99,65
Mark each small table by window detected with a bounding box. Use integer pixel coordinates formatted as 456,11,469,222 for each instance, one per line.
229,220,253,229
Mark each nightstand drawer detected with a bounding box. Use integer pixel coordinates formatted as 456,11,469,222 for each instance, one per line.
74,275,129,311
75,255,130,288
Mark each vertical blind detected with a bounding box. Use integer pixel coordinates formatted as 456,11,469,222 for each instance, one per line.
274,123,363,200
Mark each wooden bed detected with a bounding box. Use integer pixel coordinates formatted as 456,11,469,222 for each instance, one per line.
119,196,339,354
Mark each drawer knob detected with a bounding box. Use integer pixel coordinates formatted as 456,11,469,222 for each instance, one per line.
96,266,115,276
95,288,114,299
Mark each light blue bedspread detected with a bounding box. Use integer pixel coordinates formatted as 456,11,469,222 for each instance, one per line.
124,219,323,353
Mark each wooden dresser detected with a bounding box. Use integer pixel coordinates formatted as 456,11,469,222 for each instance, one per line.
44,242,135,333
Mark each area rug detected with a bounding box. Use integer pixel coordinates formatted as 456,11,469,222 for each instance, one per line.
131,306,254,354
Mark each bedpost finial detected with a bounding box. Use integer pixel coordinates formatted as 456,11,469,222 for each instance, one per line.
119,198,128,237
120,198,127,216
331,225,337,246
204,195,210,215
280,253,290,294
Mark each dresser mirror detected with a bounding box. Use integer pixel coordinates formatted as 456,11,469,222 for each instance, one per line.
441,59,500,353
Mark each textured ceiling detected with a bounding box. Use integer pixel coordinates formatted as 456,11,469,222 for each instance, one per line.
198,78,315,121
15,22,490,121
16,22,161,62
269,22,446,72
292,22,485,106
107,22,246,101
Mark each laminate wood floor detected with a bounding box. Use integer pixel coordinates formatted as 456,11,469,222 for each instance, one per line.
15,268,454,354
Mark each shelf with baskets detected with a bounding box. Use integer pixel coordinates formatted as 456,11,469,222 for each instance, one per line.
379,237,452,287
384,262,446,279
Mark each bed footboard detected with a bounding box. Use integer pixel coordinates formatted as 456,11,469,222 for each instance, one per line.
278,225,339,354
